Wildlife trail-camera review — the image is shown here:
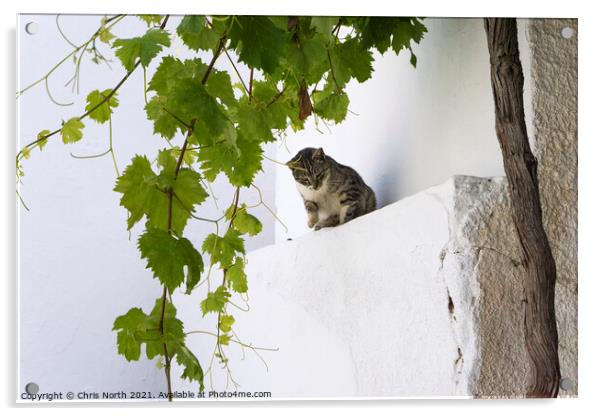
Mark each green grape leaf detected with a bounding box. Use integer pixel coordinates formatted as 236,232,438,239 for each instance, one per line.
173,79,229,142
114,154,207,235
358,17,398,54
172,168,209,216
286,35,329,84
145,96,181,139
328,38,374,87
146,57,231,143
267,16,289,31
148,57,207,96
177,15,220,52
197,140,234,183
99,26,115,44
113,307,147,361
410,51,417,68
218,314,235,333
113,155,156,229
147,56,182,96
229,131,264,186
113,29,171,71
234,211,262,236
314,91,350,123
218,335,231,346
144,299,185,359
174,343,204,391
113,300,186,363
36,129,50,151
337,38,374,83
134,29,171,67
222,228,245,255
265,98,288,131
21,146,30,160
311,16,340,36
201,229,245,268
227,205,262,236
391,19,414,53
237,100,273,142
138,15,164,27
85,89,119,124
357,17,427,57
281,83,306,131
252,80,285,118
226,257,248,293
328,49,351,88
60,117,84,144
157,148,178,173
170,147,196,168
205,70,237,107
391,18,427,54
201,233,221,263
137,228,203,294
228,16,287,74
198,129,263,187
144,168,207,235
200,285,231,316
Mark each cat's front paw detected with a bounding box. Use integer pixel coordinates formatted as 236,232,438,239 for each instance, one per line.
314,224,322,231
307,218,318,228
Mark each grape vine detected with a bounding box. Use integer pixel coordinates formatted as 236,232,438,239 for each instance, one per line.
17,14,426,400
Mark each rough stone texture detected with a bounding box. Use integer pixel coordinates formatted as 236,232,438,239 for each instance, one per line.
432,176,532,398
528,18,578,397
473,180,529,398
429,176,519,397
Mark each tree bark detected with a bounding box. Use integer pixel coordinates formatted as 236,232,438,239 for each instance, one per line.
484,18,560,398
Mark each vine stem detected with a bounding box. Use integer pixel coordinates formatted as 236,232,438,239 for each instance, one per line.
17,14,125,98
108,115,119,175
266,84,287,107
159,286,172,400
248,67,254,99
248,183,288,232
186,330,279,352
159,33,227,402
205,15,249,98
19,58,135,159
223,49,250,96
216,187,240,364
56,14,78,48
16,15,168,163
327,49,342,92
161,119,194,402
69,112,119,176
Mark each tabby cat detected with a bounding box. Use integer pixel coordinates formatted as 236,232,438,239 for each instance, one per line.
286,147,376,230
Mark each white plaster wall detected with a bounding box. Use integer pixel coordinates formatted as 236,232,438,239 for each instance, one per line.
16,14,277,399
223,177,487,397
275,18,512,242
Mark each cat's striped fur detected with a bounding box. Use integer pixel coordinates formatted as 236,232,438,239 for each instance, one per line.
287,147,376,230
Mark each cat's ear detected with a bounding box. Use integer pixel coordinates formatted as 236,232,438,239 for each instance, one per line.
312,147,325,161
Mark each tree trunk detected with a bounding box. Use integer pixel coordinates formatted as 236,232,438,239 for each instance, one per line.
484,18,560,398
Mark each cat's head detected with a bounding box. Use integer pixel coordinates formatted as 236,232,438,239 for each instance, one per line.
286,147,329,189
